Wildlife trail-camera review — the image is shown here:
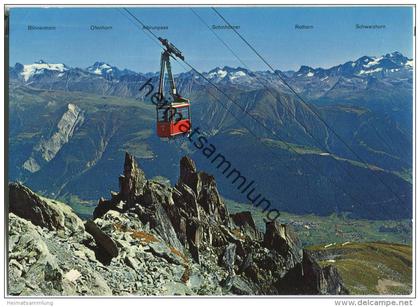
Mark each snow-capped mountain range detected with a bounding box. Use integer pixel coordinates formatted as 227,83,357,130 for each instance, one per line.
86,62,114,76
293,51,413,79
9,51,413,99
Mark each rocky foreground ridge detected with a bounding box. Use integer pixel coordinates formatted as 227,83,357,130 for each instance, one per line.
8,153,348,296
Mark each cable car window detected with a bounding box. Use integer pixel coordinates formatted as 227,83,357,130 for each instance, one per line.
177,107,189,121
157,108,169,122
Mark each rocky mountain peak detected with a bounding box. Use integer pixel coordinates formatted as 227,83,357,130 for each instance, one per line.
179,156,197,186
8,153,349,295
385,51,405,59
88,61,112,70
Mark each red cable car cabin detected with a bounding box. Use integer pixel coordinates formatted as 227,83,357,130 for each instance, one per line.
157,101,191,138
155,37,192,138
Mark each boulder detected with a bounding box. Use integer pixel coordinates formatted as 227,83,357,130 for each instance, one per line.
85,220,119,260
147,241,186,265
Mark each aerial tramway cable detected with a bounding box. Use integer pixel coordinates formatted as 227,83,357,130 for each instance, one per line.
211,7,408,208
118,8,406,219
189,8,394,209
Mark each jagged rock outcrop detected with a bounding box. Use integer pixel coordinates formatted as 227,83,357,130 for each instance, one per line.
119,152,146,205
264,221,303,266
177,156,229,225
276,250,349,295
8,153,348,296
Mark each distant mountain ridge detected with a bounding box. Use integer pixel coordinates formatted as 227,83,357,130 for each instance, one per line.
86,61,138,80
10,51,413,91
293,52,412,78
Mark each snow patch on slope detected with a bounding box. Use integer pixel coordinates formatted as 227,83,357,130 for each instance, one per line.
358,67,383,75
364,57,383,68
21,62,67,81
91,63,113,75
229,71,247,80
208,69,228,79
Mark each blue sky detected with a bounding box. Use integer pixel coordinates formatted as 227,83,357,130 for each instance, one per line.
9,6,414,73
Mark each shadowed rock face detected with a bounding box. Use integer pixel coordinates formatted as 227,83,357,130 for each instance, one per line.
276,250,348,295
179,156,197,189
231,211,262,241
9,182,84,234
264,221,303,265
8,153,348,296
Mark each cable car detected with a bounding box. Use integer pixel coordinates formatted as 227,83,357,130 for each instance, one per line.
156,37,191,138
157,100,191,138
